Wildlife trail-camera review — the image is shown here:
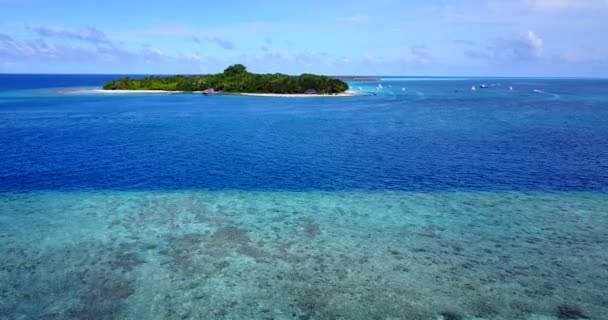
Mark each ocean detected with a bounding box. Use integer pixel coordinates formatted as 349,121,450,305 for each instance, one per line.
0,75,607,319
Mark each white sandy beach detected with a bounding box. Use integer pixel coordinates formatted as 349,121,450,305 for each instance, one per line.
63,89,363,97
91,89,185,94
57,89,185,95
237,91,360,98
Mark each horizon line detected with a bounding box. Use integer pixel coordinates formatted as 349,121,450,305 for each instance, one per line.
1,73,607,80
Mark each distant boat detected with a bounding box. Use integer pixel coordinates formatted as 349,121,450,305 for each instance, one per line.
480,84,489,89
471,86,477,91
202,88,218,96
509,86,513,91
378,84,383,89
402,88,406,91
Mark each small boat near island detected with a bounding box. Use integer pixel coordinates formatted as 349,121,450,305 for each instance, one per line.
480,84,489,89
202,88,219,96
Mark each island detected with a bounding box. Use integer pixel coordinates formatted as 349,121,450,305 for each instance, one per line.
102,64,352,96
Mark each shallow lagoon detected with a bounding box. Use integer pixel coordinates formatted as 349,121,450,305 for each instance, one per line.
1,191,607,319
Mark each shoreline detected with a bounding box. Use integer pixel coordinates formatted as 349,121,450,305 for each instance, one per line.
236,91,360,98
90,89,185,94
70,89,364,97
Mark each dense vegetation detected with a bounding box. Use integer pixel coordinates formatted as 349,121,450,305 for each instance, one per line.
103,64,349,94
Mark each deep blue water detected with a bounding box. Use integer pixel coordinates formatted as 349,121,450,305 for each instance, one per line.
0,74,144,91
1,74,607,192
2,75,608,319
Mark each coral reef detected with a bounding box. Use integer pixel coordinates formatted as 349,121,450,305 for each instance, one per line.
556,304,587,319
1,191,607,319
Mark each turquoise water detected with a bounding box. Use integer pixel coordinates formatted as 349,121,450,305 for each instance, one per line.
2,191,607,319
1,75,608,319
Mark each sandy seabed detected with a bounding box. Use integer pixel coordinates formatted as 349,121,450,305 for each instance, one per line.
1,190,607,319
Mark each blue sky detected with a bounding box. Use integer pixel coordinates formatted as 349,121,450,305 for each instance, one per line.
1,0,607,76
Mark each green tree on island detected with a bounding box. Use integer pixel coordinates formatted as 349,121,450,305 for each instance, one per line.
103,65,349,94
223,64,247,76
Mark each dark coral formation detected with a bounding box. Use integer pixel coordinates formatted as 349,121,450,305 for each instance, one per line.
0,242,141,319
439,311,464,320
557,304,587,319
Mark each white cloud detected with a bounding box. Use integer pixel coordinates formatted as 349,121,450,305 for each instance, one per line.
466,31,544,62
520,31,543,59
0,31,185,66
190,35,236,50
209,37,235,50
30,25,111,44
337,15,369,23
406,46,433,64
0,33,13,41
0,25,234,71
561,49,608,63
522,0,608,10
363,54,379,63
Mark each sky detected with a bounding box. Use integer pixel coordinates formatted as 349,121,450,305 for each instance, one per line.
1,0,608,76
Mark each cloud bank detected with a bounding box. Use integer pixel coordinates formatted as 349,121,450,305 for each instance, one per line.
465,31,544,62
30,25,111,44
522,0,608,10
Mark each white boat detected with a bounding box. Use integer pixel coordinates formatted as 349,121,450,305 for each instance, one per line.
480,84,488,89
402,88,406,91
509,86,513,91
471,86,477,91
202,88,218,95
